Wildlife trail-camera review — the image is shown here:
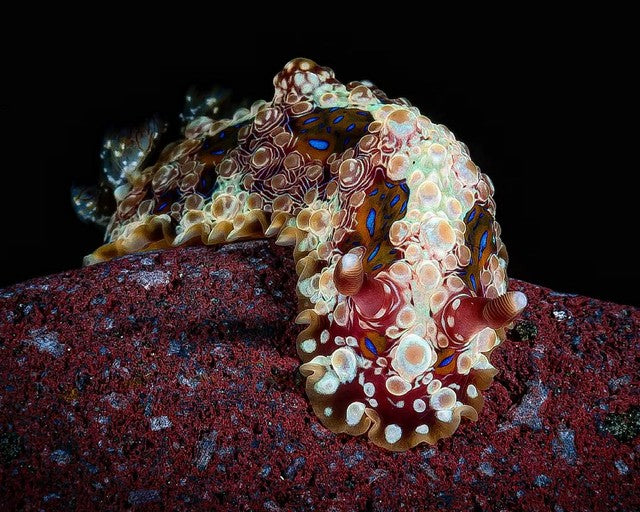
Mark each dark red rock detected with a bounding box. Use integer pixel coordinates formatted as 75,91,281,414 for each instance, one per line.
0,240,638,511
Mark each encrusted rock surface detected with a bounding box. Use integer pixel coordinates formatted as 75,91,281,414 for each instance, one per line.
0,241,638,511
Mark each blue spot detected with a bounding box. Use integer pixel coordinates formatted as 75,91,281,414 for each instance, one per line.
470,274,477,291
300,129,308,134
157,201,168,211
389,249,397,254
399,200,408,214
326,126,331,133
368,188,379,196
346,123,356,132
333,115,344,124
400,183,409,193
372,263,383,271
467,209,476,222
390,195,400,207
439,354,455,367
343,137,351,147
329,107,340,112
303,116,319,125
366,209,376,236
380,194,386,200
309,139,330,150
385,182,395,189
364,337,378,355
219,131,225,139
211,149,225,155
383,214,391,220
367,244,380,262
362,123,370,132
357,111,368,116
479,231,488,255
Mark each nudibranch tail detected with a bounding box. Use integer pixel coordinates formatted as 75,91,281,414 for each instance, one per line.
82,57,525,450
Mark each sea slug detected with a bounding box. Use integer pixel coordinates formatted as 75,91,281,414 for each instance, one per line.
74,58,526,451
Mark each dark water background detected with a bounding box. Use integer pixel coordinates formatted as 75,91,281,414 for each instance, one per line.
1,29,636,306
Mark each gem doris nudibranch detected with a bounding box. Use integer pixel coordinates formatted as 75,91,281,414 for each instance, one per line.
86,58,526,451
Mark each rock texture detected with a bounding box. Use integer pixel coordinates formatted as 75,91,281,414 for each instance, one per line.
0,241,638,511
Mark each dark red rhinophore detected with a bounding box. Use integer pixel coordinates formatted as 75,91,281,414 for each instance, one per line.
442,291,528,343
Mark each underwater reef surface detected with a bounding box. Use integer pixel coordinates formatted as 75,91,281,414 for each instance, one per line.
0,241,638,511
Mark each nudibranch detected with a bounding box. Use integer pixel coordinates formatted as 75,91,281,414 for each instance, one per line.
75,58,526,451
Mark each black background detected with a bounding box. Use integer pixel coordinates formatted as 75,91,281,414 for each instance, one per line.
1,24,637,306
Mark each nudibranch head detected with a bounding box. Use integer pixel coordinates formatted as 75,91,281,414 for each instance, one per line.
83,57,526,451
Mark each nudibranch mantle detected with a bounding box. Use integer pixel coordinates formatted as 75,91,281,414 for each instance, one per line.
82,58,526,451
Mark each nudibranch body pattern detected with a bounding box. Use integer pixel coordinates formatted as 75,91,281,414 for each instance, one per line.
83,59,526,451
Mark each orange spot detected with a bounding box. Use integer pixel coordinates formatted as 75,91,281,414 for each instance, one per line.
434,348,457,376
359,331,387,360
340,170,409,274
291,107,373,163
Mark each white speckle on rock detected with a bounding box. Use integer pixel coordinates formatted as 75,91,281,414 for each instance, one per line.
50,449,71,465
500,379,549,432
150,416,172,431
552,309,568,321
194,431,217,470
552,428,577,465
535,474,552,487
132,270,170,290
102,392,129,410
25,328,66,358
128,489,160,505
478,461,495,476
97,415,110,425
614,459,629,475
608,375,631,393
